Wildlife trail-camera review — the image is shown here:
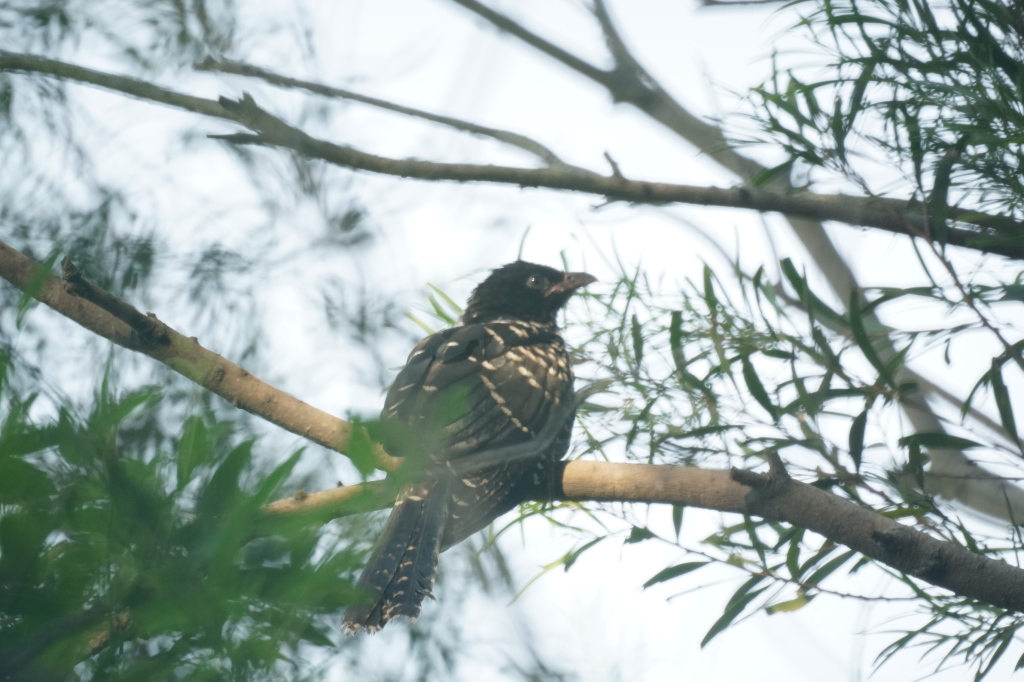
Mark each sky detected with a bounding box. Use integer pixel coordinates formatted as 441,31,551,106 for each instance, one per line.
23,0,1024,679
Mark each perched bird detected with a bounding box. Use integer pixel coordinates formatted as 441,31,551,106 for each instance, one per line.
342,260,595,633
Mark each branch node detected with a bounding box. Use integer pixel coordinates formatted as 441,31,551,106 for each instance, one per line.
603,151,624,180
731,449,791,498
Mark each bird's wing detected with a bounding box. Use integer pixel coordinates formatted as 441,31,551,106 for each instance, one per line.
380,321,573,463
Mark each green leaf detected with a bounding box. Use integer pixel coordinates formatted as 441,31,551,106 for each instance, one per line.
744,515,767,568
786,528,804,579
741,355,778,421
344,419,380,476
907,440,925,489
253,450,302,505
848,292,895,389
563,537,603,571
643,561,708,589
0,456,56,503
669,310,686,374
703,265,718,313
426,283,462,316
15,250,59,328
300,622,336,648
625,527,655,544
848,410,867,472
804,549,855,587
701,577,767,648
630,313,644,365
177,416,211,489
898,433,983,450
766,595,811,614
195,441,253,519
990,362,1020,445
672,505,684,540
781,259,846,329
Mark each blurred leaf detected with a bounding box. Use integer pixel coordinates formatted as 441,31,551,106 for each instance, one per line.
848,292,895,389
631,313,644,365
848,409,868,472
642,561,708,589
672,505,684,540
766,594,811,614
990,362,1020,446
741,355,778,421
899,433,983,450
804,549,855,587
701,576,766,648
177,416,211,489
625,527,655,544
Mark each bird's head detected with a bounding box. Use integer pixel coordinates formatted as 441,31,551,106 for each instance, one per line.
462,260,596,325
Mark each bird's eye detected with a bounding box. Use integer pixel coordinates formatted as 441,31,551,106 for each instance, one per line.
526,275,548,289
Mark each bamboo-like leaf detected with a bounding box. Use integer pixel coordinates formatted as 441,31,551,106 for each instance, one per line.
849,409,868,472
990,361,1020,446
899,433,983,450
786,528,804,579
741,355,778,420
849,291,896,388
642,561,708,589
631,313,644,365
766,595,812,614
672,505,684,540
804,549,855,587
744,515,768,568
625,526,655,544
669,310,686,374
701,578,767,648
907,440,925,489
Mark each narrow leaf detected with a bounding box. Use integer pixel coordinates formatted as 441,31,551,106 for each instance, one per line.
642,561,708,589
990,361,1020,445
848,410,868,473
701,583,766,648
631,313,644,365
766,595,811,614
848,292,895,388
741,355,778,421
672,505,684,540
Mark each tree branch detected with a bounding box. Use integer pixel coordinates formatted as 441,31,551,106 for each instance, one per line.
261,456,1024,615
0,239,397,471
1,50,1020,259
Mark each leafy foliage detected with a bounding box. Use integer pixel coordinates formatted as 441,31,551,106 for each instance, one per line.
557,257,1023,678
747,0,1024,227
0,375,362,681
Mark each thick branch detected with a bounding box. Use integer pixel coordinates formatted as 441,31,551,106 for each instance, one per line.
266,458,1024,614
1,50,1020,259
0,239,396,470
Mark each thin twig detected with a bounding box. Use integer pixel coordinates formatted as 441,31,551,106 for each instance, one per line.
196,57,569,168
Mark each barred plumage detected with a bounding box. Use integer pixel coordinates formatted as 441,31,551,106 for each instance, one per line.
342,261,595,633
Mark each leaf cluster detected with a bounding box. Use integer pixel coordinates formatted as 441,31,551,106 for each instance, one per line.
559,259,1024,678
747,0,1024,231
0,370,360,681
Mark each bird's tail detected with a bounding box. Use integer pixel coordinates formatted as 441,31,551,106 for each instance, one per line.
341,475,451,633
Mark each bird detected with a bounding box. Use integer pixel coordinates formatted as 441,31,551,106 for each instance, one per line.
341,260,596,633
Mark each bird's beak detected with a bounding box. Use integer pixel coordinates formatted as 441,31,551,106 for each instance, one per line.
547,271,597,296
